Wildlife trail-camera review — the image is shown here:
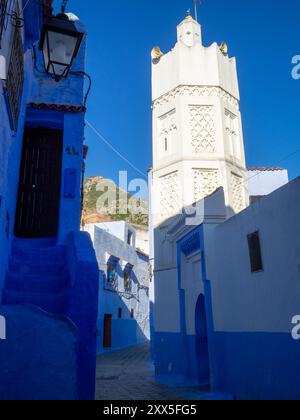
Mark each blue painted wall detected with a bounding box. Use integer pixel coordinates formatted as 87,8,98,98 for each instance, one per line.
0,305,79,400
213,332,300,400
154,225,213,386
66,231,99,400
0,1,99,400
208,179,300,400
0,1,32,298
87,224,150,355
97,254,150,354
155,180,300,400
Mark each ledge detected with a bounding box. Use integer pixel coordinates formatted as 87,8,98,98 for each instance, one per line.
29,103,86,113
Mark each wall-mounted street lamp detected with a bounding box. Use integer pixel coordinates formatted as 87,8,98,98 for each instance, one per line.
39,12,84,82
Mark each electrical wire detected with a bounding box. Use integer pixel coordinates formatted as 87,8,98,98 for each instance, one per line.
85,119,148,180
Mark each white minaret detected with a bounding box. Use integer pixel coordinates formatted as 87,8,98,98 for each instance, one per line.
150,14,249,227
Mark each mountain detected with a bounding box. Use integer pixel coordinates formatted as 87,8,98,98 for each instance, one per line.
82,176,149,227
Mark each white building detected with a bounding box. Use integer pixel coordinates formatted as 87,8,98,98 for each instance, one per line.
149,13,300,400
247,167,289,203
207,177,300,400
149,13,249,382
85,222,150,353
150,14,249,229
134,224,150,256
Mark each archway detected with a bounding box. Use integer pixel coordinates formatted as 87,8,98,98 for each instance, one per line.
195,293,210,385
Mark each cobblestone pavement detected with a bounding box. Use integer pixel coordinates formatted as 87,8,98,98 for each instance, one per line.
95,343,214,401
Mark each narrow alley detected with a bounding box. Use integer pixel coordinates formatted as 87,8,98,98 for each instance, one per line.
95,344,223,401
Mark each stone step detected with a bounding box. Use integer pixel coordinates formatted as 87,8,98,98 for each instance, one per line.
5,272,69,294
13,238,57,248
2,289,70,315
11,243,66,263
8,256,66,276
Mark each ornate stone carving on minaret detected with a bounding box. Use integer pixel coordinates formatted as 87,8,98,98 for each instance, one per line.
151,14,249,225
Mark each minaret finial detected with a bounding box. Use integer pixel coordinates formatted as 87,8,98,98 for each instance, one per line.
194,0,200,22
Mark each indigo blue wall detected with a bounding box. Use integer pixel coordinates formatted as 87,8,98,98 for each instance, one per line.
97,257,150,354
0,305,79,400
0,1,99,401
213,332,300,400
88,224,150,355
66,231,99,400
0,0,87,295
0,17,32,298
154,225,216,387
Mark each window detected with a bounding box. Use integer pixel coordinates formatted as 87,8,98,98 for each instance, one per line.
124,264,133,291
158,109,177,156
127,230,133,246
0,0,8,48
225,109,240,160
131,309,134,319
6,25,24,129
107,263,116,283
118,308,122,319
248,231,263,273
107,257,118,283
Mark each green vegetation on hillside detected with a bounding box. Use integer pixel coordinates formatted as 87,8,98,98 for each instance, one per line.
83,176,148,227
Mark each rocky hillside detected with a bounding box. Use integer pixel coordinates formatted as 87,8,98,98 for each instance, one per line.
82,176,148,227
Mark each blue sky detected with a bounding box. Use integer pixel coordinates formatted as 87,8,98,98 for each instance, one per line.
55,0,299,185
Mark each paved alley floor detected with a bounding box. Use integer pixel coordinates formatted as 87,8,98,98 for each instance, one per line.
95,343,217,401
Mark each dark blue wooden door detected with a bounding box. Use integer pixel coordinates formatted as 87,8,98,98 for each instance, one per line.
15,127,63,238
195,293,210,385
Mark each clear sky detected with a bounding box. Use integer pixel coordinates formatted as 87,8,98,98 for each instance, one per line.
55,0,300,185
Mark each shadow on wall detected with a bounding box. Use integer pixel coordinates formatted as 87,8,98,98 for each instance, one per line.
0,231,99,401
154,179,300,400
97,269,150,355
0,305,79,400
152,188,229,387
195,294,210,385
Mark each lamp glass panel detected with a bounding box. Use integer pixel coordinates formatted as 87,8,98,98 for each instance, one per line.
42,33,49,70
48,31,78,64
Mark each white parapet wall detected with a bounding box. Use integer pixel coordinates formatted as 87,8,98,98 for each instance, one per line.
247,167,289,198
206,177,300,399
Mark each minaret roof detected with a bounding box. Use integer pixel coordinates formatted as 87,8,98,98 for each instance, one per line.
182,15,197,24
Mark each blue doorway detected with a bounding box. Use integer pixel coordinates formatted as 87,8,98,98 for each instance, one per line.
195,293,210,385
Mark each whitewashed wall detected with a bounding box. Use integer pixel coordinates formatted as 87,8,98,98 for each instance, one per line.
247,169,289,198
208,177,300,333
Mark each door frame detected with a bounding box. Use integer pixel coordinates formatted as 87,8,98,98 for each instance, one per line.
177,225,215,386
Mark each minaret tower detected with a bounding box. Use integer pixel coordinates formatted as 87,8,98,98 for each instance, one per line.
150,14,249,226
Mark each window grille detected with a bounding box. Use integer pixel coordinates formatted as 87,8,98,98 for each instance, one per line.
0,0,9,48
6,25,24,129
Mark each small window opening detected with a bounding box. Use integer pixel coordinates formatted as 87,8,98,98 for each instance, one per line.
127,230,133,246
248,231,263,273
